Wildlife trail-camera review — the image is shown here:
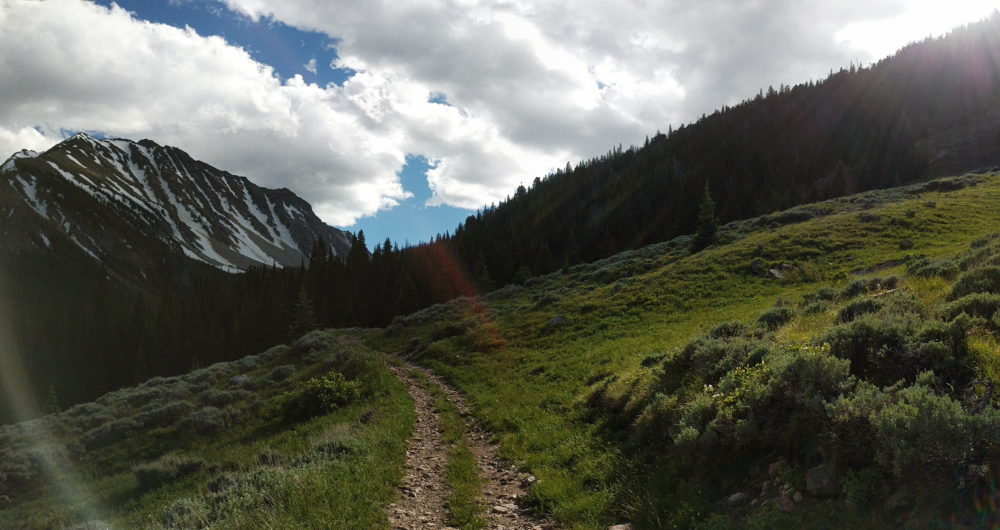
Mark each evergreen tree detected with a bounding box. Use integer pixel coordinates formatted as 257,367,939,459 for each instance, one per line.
690,184,718,252
474,251,495,292
287,287,318,341
393,271,420,316
43,381,60,414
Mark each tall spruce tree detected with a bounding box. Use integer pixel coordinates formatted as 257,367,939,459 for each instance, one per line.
287,287,318,341
43,381,60,414
690,184,718,252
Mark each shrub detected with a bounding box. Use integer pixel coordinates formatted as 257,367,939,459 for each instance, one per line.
663,343,850,460
161,497,212,528
259,344,291,362
707,321,750,339
873,385,973,480
161,467,286,527
949,267,1000,300
821,313,918,385
836,298,882,323
841,277,898,299
842,467,886,509
202,389,253,407
232,354,264,372
958,245,1000,271
663,336,772,388
289,331,331,356
133,454,205,491
136,401,194,429
68,408,115,431
83,418,138,450
803,286,837,303
202,389,236,407
0,446,34,489
757,307,795,330
823,306,975,388
907,258,959,278
179,407,231,436
268,365,296,382
184,367,221,386
282,372,361,422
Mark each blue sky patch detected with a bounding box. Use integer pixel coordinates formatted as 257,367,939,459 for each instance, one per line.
94,0,355,86
346,155,473,250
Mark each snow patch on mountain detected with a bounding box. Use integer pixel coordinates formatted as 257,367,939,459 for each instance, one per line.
0,133,352,271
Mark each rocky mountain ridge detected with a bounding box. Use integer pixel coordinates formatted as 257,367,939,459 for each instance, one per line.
0,133,351,278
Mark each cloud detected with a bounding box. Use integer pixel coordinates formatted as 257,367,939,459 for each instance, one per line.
304,57,317,74
215,0,923,210
0,0,408,225
2,0,992,224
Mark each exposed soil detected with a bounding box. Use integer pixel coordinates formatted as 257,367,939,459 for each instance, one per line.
389,362,553,530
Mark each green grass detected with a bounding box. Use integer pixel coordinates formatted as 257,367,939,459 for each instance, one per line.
369,173,1000,528
0,333,415,529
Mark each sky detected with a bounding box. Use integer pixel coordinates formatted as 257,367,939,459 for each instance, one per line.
0,0,997,249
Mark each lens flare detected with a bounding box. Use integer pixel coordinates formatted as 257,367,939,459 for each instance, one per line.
0,267,106,526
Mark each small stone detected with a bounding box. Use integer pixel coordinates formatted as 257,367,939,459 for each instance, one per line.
493,505,511,514
727,492,749,507
768,459,786,477
806,463,837,496
608,525,633,530
778,494,796,513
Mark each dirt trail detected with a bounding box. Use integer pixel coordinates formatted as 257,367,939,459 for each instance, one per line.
389,363,552,530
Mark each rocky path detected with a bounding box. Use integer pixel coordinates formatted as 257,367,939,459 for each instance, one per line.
388,362,552,530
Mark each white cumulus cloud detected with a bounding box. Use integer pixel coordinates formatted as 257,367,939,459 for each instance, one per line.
0,0,409,225
1,0,995,224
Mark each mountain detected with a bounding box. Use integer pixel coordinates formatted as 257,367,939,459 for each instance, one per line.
437,14,1000,288
0,134,353,423
0,133,351,283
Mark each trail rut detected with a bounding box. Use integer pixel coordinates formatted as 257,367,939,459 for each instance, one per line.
388,363,552,530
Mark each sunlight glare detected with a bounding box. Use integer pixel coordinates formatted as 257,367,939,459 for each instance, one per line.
836,0,999,62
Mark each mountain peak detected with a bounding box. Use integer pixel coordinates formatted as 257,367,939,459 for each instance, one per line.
0,134,351,276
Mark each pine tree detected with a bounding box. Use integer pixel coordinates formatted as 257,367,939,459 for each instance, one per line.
43,381,60,414
474,251,495,292
690,184,718,252
393,271,420,316
287,287,318,341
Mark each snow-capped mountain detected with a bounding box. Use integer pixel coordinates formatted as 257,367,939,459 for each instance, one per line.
0,133,351,275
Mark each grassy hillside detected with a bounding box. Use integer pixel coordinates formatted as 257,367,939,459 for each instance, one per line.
0,333,414,528
370,171,1000,527
4,171,1000,528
